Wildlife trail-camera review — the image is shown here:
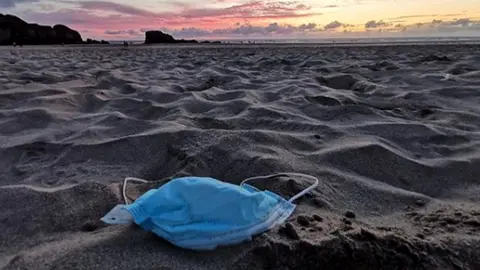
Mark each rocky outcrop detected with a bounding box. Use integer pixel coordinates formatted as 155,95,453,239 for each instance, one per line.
85,38,110,45
52,24,82,44
145,31,175,43
144,30,198,44
0,13,83,45
200,40,222,44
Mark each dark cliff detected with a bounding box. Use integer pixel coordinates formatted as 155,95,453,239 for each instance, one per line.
144,30,198,44
0,13,83,45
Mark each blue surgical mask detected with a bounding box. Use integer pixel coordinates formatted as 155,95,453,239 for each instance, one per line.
101,173,318,251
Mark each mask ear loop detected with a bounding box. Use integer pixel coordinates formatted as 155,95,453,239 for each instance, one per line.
123,177,149,205
240,172,319,203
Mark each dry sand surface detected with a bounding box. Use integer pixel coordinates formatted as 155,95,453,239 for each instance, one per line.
1,43,480,269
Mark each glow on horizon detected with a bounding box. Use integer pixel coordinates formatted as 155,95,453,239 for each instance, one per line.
1,0,479,40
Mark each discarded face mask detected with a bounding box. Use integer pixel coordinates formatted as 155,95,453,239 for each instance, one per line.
101,172,318,251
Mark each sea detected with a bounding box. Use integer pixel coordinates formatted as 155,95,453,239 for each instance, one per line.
108,36,480,46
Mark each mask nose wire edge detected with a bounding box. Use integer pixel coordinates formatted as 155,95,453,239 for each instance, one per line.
240,172,319,203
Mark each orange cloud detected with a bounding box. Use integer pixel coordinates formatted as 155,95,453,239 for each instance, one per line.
15,0,480,39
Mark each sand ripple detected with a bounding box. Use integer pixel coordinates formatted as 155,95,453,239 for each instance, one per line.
1,44,480,269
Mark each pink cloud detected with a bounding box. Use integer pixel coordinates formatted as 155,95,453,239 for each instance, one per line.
74,1,158,17
62,0,316,21
20,0,320,38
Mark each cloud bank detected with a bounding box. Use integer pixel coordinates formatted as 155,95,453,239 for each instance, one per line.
100,18,480,40
0,0,39,8
4,0,480,39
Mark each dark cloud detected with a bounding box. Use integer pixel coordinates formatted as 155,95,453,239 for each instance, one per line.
215,22,320,36
20,9,101,27
167,27,211,37
388,14,436,20
17,0,320,38
365,20,390,29
104,30,122,35
324,21,343,30
105,22,321,38
265,22,281,32
15,2,480,39
0,0,39,8
387,14,463,20
73,1,159,17
71,0,318,21
299,23,317,31
181,1,316,20
449,18,471,26
394,17,480,35
433,18,480,32
165,17,480,38
295,4,309,10
105,29,141,36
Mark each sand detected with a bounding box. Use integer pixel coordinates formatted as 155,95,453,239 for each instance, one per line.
1,43,480,269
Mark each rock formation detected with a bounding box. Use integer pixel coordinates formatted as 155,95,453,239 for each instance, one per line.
144,30,198,44
200,40,222,44
0,13,83,45
85,38,110,45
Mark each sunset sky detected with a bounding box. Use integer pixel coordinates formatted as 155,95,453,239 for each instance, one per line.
1,0,480,40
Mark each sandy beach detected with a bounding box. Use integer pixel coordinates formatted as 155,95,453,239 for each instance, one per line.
1,43,480,269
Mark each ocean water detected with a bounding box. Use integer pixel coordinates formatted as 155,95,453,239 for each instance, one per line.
108,36,480,46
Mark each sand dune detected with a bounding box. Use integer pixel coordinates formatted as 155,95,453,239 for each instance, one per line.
1,43,480,269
